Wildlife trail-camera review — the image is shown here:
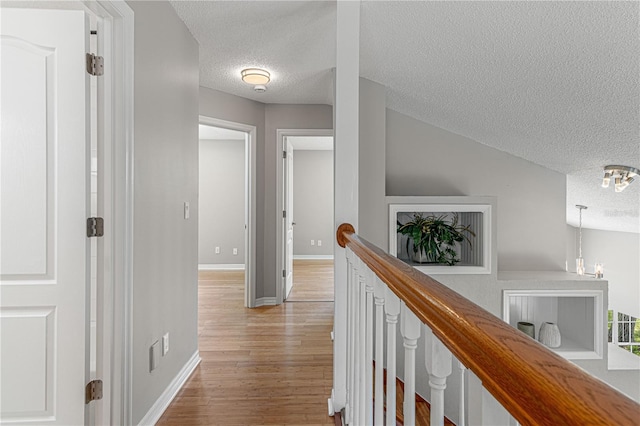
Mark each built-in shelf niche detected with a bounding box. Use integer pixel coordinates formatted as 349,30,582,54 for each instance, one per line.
389,203,492,274
503,289,604,360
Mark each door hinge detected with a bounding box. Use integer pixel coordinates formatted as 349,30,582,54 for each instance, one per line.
87,217,104,237
86,53,104,76
85,379,103,404
283,210,286,218
282,269,286,278
282,150,287,159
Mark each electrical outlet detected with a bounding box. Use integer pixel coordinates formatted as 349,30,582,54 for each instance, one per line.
311,240,315,246
215,246,220,254
317,240,322,247
233,248,238,255
162,333,169,356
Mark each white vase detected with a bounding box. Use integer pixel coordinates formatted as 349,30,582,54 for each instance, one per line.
538,322,561,348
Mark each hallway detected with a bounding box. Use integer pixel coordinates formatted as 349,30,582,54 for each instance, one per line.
157,269,335,425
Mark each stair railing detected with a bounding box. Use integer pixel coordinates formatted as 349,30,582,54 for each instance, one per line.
336,223,639,425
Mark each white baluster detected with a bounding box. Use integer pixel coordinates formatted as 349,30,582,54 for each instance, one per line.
365,268,375,425
424,326,453,426
353,255,361,425
385,288,400,426
373,277,386,426
458,360,466,426
401,304,421,426
345,249,355,425
357,258,366,424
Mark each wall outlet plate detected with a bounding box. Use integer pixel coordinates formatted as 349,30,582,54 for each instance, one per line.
162,333,169,356
150,340,160,371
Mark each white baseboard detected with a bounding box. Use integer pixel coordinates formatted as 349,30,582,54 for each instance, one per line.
255,297,277,307
198,263,245,270
137,350,201,426
293,255,334,260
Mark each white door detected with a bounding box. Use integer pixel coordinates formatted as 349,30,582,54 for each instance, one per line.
1,8,90,425
284,140,295,299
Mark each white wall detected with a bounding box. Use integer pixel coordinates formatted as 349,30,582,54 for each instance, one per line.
199,139,245,264
127,1,199,423
292,150,334,256
386,108,567,271
573,226,640,318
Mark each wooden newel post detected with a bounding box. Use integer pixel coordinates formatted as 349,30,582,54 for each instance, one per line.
337,223,355,248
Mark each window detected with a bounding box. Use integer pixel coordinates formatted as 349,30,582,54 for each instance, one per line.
608,310,640,356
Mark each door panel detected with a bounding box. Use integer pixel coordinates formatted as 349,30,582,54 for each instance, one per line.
284,141,294,299
0,8,89,425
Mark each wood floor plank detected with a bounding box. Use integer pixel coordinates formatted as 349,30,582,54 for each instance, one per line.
157,267,335,425
287,259,334,302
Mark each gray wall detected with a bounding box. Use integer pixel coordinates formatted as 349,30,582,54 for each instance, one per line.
264,105,334,293
359,78,387,248
199,89,333,297
386,109,567,271
199,139,245,264
293,150,334,256
128,1,199,423
568,226,640,318
199,87,266,296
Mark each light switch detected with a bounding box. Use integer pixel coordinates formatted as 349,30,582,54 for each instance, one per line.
215,247,220,254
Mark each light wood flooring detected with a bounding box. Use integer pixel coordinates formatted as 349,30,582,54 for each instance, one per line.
157,264,335,425
287,259,334,302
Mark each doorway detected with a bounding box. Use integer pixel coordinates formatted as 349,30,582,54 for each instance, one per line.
277,130,334,303
198,116,256,307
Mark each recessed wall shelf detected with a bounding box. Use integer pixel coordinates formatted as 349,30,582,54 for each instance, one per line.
389,201,493,275
503,289,604,360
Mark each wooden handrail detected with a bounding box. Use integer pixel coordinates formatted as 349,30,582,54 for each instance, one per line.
336,223,640,425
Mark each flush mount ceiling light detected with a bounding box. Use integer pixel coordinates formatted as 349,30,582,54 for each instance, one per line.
602,165,639,192
241,68,270,92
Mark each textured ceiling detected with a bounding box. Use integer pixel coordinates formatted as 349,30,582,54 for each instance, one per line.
170,0,639,233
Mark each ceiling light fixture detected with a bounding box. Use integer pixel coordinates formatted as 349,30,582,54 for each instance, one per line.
241,68,271,92
601,165,639,192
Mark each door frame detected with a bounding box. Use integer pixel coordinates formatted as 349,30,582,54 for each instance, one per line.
199,116,257,308
275,129,333,304
82,1,134,424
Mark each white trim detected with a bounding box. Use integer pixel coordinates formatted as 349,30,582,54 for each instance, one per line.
333,1,360,412
255,297,277,307
81,1,134,424
199,116,257,308
275,129,334,305
293,255,335,260
198,264,245,271
136,351,201,426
